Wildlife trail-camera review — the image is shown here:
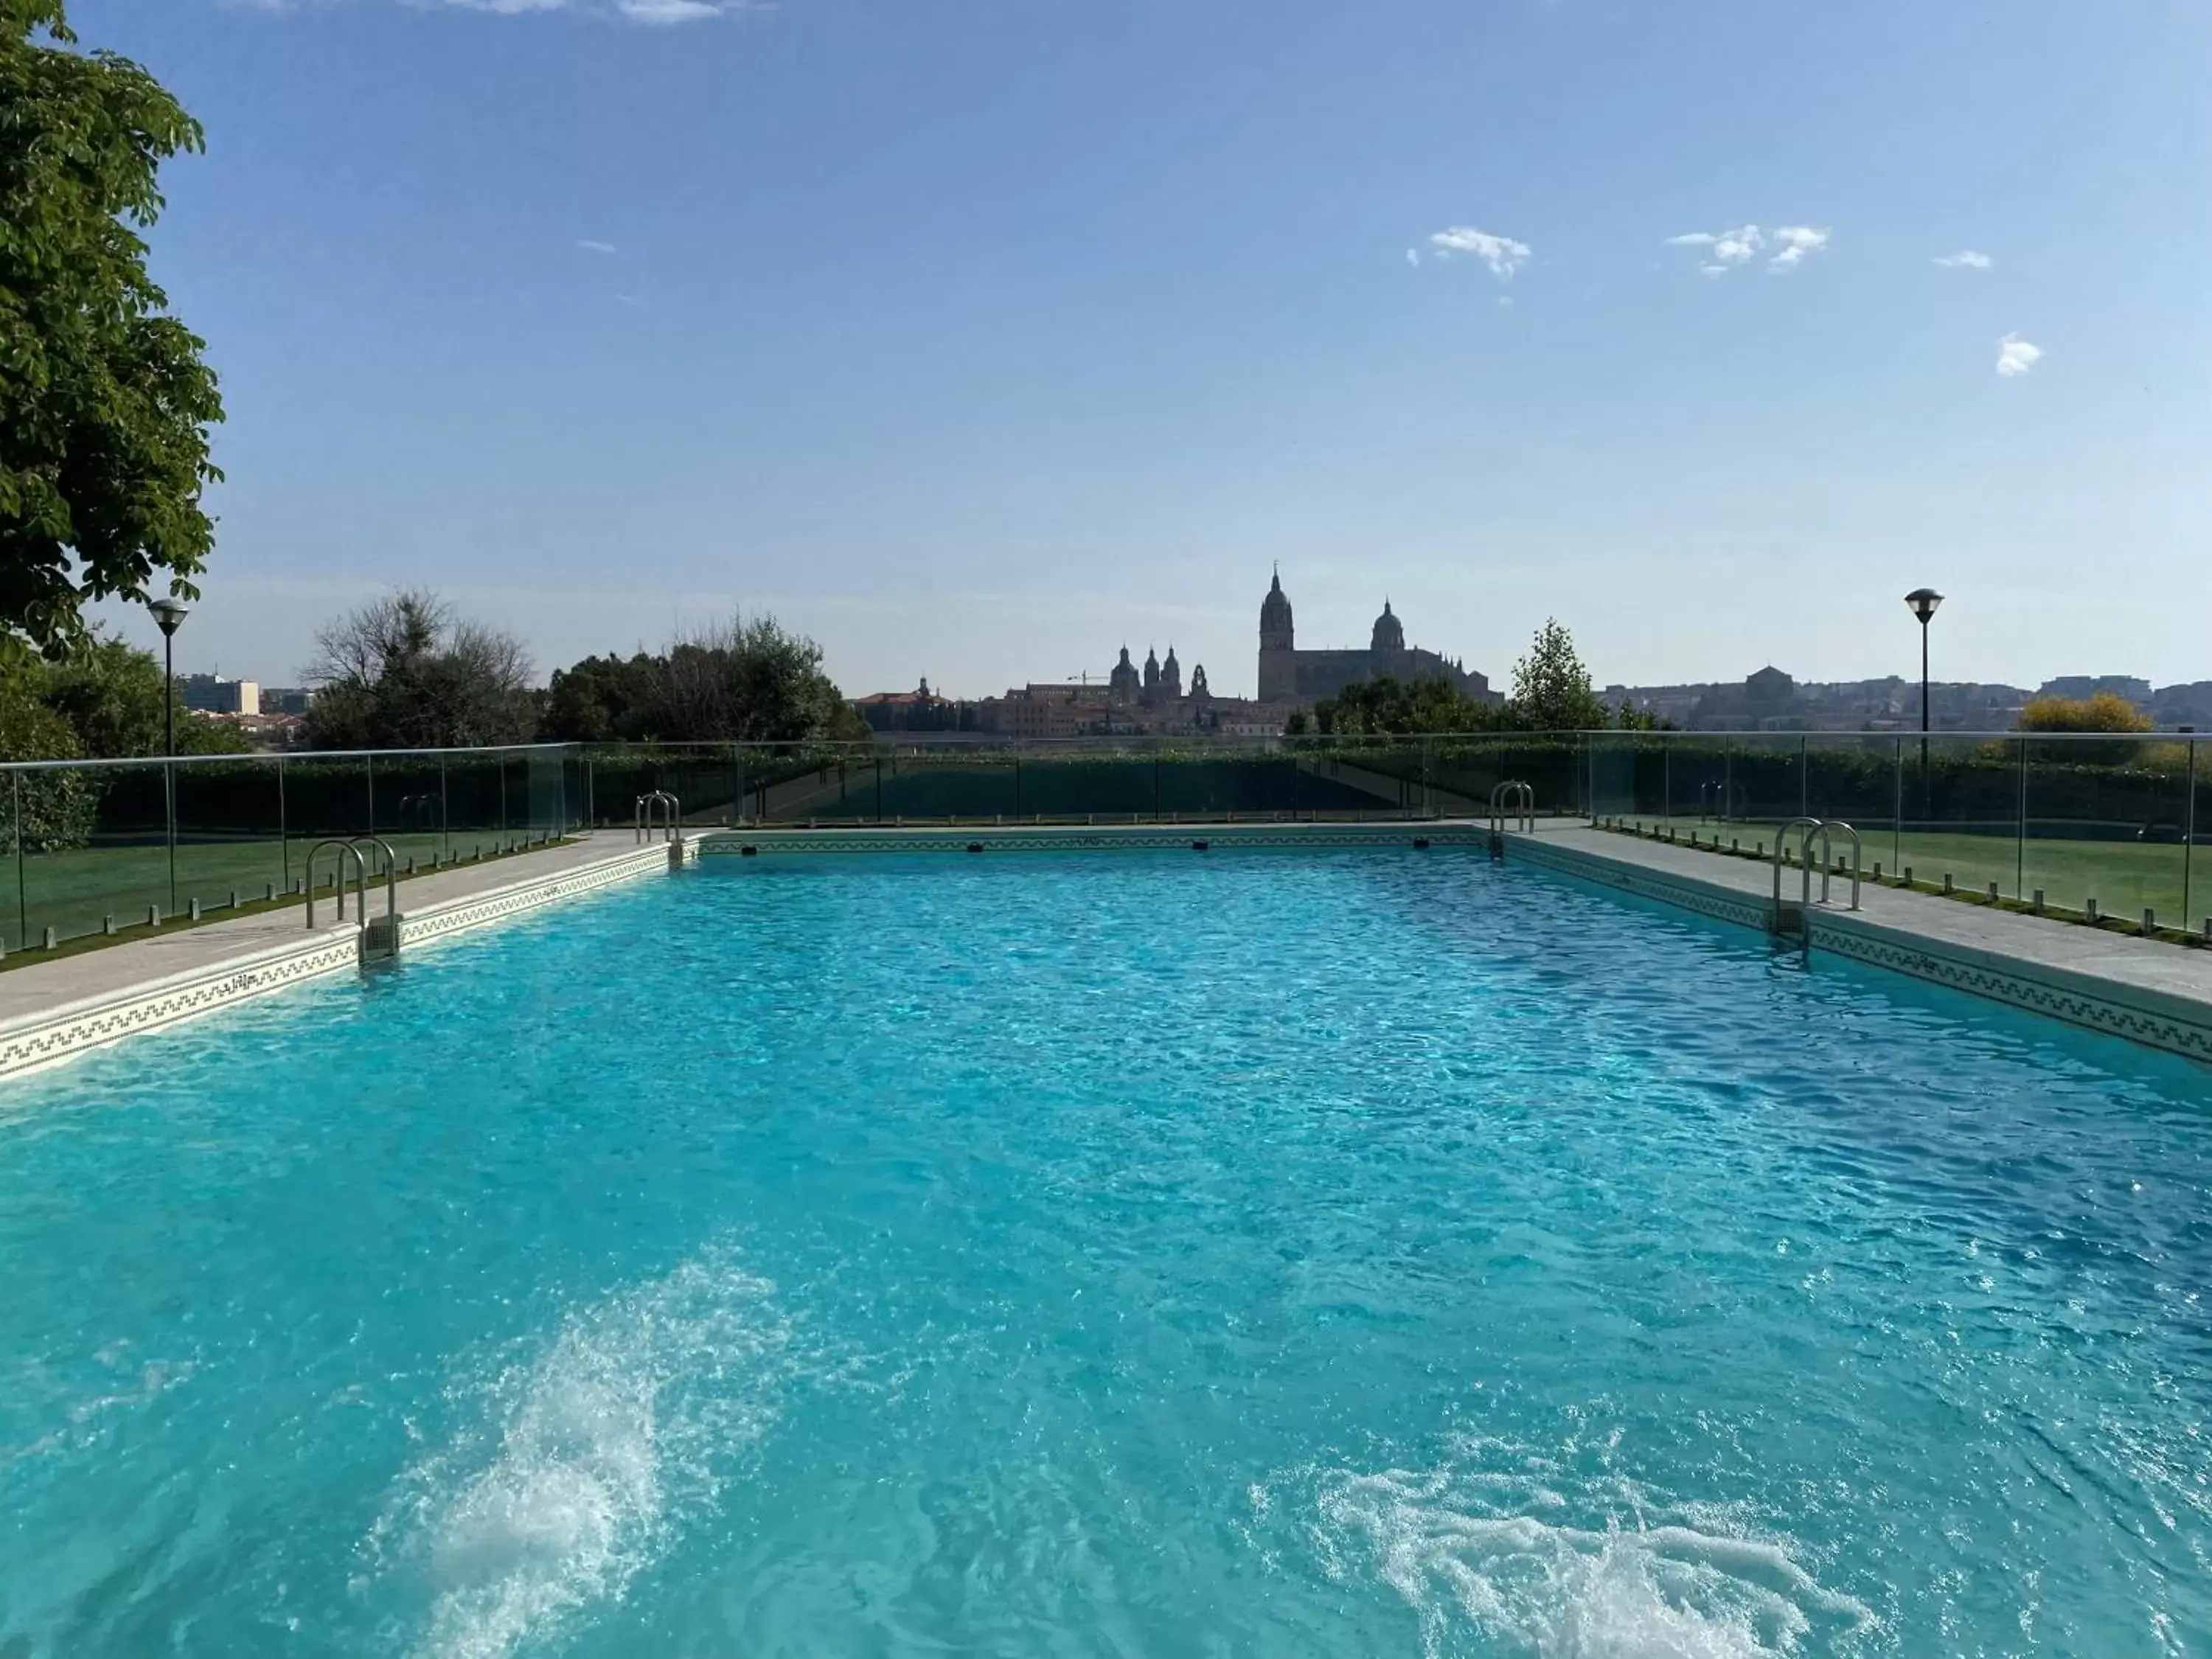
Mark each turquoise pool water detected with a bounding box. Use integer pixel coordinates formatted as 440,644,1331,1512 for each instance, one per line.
3,850,2210,1657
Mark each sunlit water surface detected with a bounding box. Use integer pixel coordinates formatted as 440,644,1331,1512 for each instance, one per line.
3,851,2210,1658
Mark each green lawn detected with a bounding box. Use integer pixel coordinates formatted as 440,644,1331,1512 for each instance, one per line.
4,830,547,953
1620,817,2208,928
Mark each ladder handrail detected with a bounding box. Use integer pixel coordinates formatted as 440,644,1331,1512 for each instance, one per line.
1826,819,1863,911
1772,815,1863,913
635,790,681,843
1773,817,1822,911
344,835,401,923
305,839,367,930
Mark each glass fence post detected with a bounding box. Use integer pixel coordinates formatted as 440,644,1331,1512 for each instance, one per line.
2177,739,2194,938
2016,737,2028,900
366,754,376,837
1662,741,1672,824
278,755,291,896
12,771,24,951
165,757,178,916
498,754,509,834
439,757,450,856
1014,757,1023,818
1798,736,1809,819
1891,737,1902,873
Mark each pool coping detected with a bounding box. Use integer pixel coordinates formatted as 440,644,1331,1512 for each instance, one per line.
7,814,2208,1080
1504,825,2212,1065
0,834,694,1083
694,821,1484,856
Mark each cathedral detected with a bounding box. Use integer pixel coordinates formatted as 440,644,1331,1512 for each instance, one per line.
1052,571,1488,734
1256,571,1493,705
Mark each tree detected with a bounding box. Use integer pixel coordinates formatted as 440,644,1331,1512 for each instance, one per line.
1310,673,1502,737
546,613,869,745
541,651,649,744
303,591,538,750
2017,692,2154,735
39,628,247,755
0,627,247,758
1507,619,1609,732
2017,691,2158,768
1,2,223,655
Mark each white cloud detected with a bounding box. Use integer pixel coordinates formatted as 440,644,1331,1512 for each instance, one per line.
394,0,753,18
617,0,730,19
1425,226,1532,281
577,239,619,254
1934,250,1992,270
1405,248,1419,268
1767,226,1829,272
1996,333,2043,378
1666,225,1762,271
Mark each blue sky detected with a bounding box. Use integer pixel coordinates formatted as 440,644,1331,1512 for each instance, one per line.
78,0,2212,698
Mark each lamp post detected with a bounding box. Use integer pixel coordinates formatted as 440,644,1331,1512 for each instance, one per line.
1905,588,1942,827
147,597,190,754
147,597,190,916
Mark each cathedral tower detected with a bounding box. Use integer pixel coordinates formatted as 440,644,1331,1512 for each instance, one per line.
1257,569,1296,701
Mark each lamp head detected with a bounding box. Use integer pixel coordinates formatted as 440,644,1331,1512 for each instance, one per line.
147,597,192,638
1904,588,1944,625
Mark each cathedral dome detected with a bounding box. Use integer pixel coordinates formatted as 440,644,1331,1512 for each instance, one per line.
1259,571,1294,636
1371,599,1405,653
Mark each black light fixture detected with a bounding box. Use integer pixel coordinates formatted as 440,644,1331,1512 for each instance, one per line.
147,597,192,759
1904,588,1942,735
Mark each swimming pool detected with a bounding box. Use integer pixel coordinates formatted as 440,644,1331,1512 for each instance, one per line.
3,849,2208,1656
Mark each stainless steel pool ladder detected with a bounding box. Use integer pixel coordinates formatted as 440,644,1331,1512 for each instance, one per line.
305,836,403,956
1772,817,1863,915
636,791,681,844
1489,781,1534,834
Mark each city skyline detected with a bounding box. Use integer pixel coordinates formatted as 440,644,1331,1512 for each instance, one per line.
104,566,2206,712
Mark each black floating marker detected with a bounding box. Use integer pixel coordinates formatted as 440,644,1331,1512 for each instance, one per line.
1192,841,1209,852
740,845,759,857
967,842,984,854
1413,838,1431,850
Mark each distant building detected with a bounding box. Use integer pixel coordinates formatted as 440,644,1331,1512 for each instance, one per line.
1256,572,1494,706
2038,675,2154,706
261,686,315,716
179,674,260,716
2150,682,2212,731
854,678,973,734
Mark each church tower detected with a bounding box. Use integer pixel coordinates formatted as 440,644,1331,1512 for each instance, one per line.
1370,599,1405,655
1258,569,1296,702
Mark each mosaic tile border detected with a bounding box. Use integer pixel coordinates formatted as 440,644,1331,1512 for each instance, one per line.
0,931,363,1082
698,823,1485,857
1505,835,1776,933
1808,914,2212,1065
0,838,698,1083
